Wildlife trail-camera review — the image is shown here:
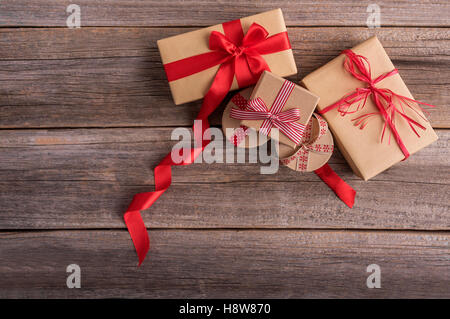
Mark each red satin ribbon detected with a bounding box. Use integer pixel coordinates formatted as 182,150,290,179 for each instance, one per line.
124,19,292,265
164,22,291,88
314,164,356,208
278,113,355,208
319,49,434,159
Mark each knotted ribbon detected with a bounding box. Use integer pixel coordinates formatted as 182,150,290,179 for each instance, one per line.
280,113,333,171
230,80,306,145
319,49,434,159
124,19,292,265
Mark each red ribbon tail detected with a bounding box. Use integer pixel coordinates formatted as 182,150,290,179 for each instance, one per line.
314,164,356,208
123,20,293,266
124,210,150,266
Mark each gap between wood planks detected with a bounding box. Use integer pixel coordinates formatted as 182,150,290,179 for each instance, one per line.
1,228,449,233
2,25,450,29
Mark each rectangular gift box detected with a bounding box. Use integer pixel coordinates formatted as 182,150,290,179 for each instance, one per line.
157,9,297,105
240,71,320,148
301,36,438,180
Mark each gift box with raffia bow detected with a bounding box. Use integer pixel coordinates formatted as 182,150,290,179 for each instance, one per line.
302,36,438,180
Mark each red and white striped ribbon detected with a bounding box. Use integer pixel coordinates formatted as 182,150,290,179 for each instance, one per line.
230,80,305,145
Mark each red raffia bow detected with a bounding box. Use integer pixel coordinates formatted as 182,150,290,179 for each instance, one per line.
319,49,434,159
230,80,305,145
124,19,292,265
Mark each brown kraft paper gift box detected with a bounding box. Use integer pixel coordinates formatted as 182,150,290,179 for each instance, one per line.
157,9,297,105
240,71,320,149
301,36,438,181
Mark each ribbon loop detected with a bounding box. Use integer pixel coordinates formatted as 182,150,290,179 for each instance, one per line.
242,23,269,46
209,31,237,54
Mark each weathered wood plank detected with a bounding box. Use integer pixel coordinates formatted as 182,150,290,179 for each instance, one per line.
0,179,448,230
3,27,448,61
0,27,448,128
0,128,448,230
0,1,449,27
0,128,448,185
0,230,448,298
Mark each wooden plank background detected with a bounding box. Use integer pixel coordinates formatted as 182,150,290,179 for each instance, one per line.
1,0,449,27
0,0,449,298
1,230,448,298
0,27,449,128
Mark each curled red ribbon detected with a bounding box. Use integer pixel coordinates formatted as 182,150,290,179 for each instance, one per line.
319,49,434,159
124,20,292,265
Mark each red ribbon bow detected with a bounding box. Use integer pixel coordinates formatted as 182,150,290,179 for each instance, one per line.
230,80,305,145
124,19,292,265
208,23,272,88
164,22,292,93
319,49,434,159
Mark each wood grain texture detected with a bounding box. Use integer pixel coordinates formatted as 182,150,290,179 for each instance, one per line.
0,128,448,230
0,128,448,185
0,0,449,27
1,180,448,230
1,1,449,299
0,230,448,298
0,27,448,128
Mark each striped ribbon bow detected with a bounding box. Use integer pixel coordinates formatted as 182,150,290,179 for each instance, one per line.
230,80,305,145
